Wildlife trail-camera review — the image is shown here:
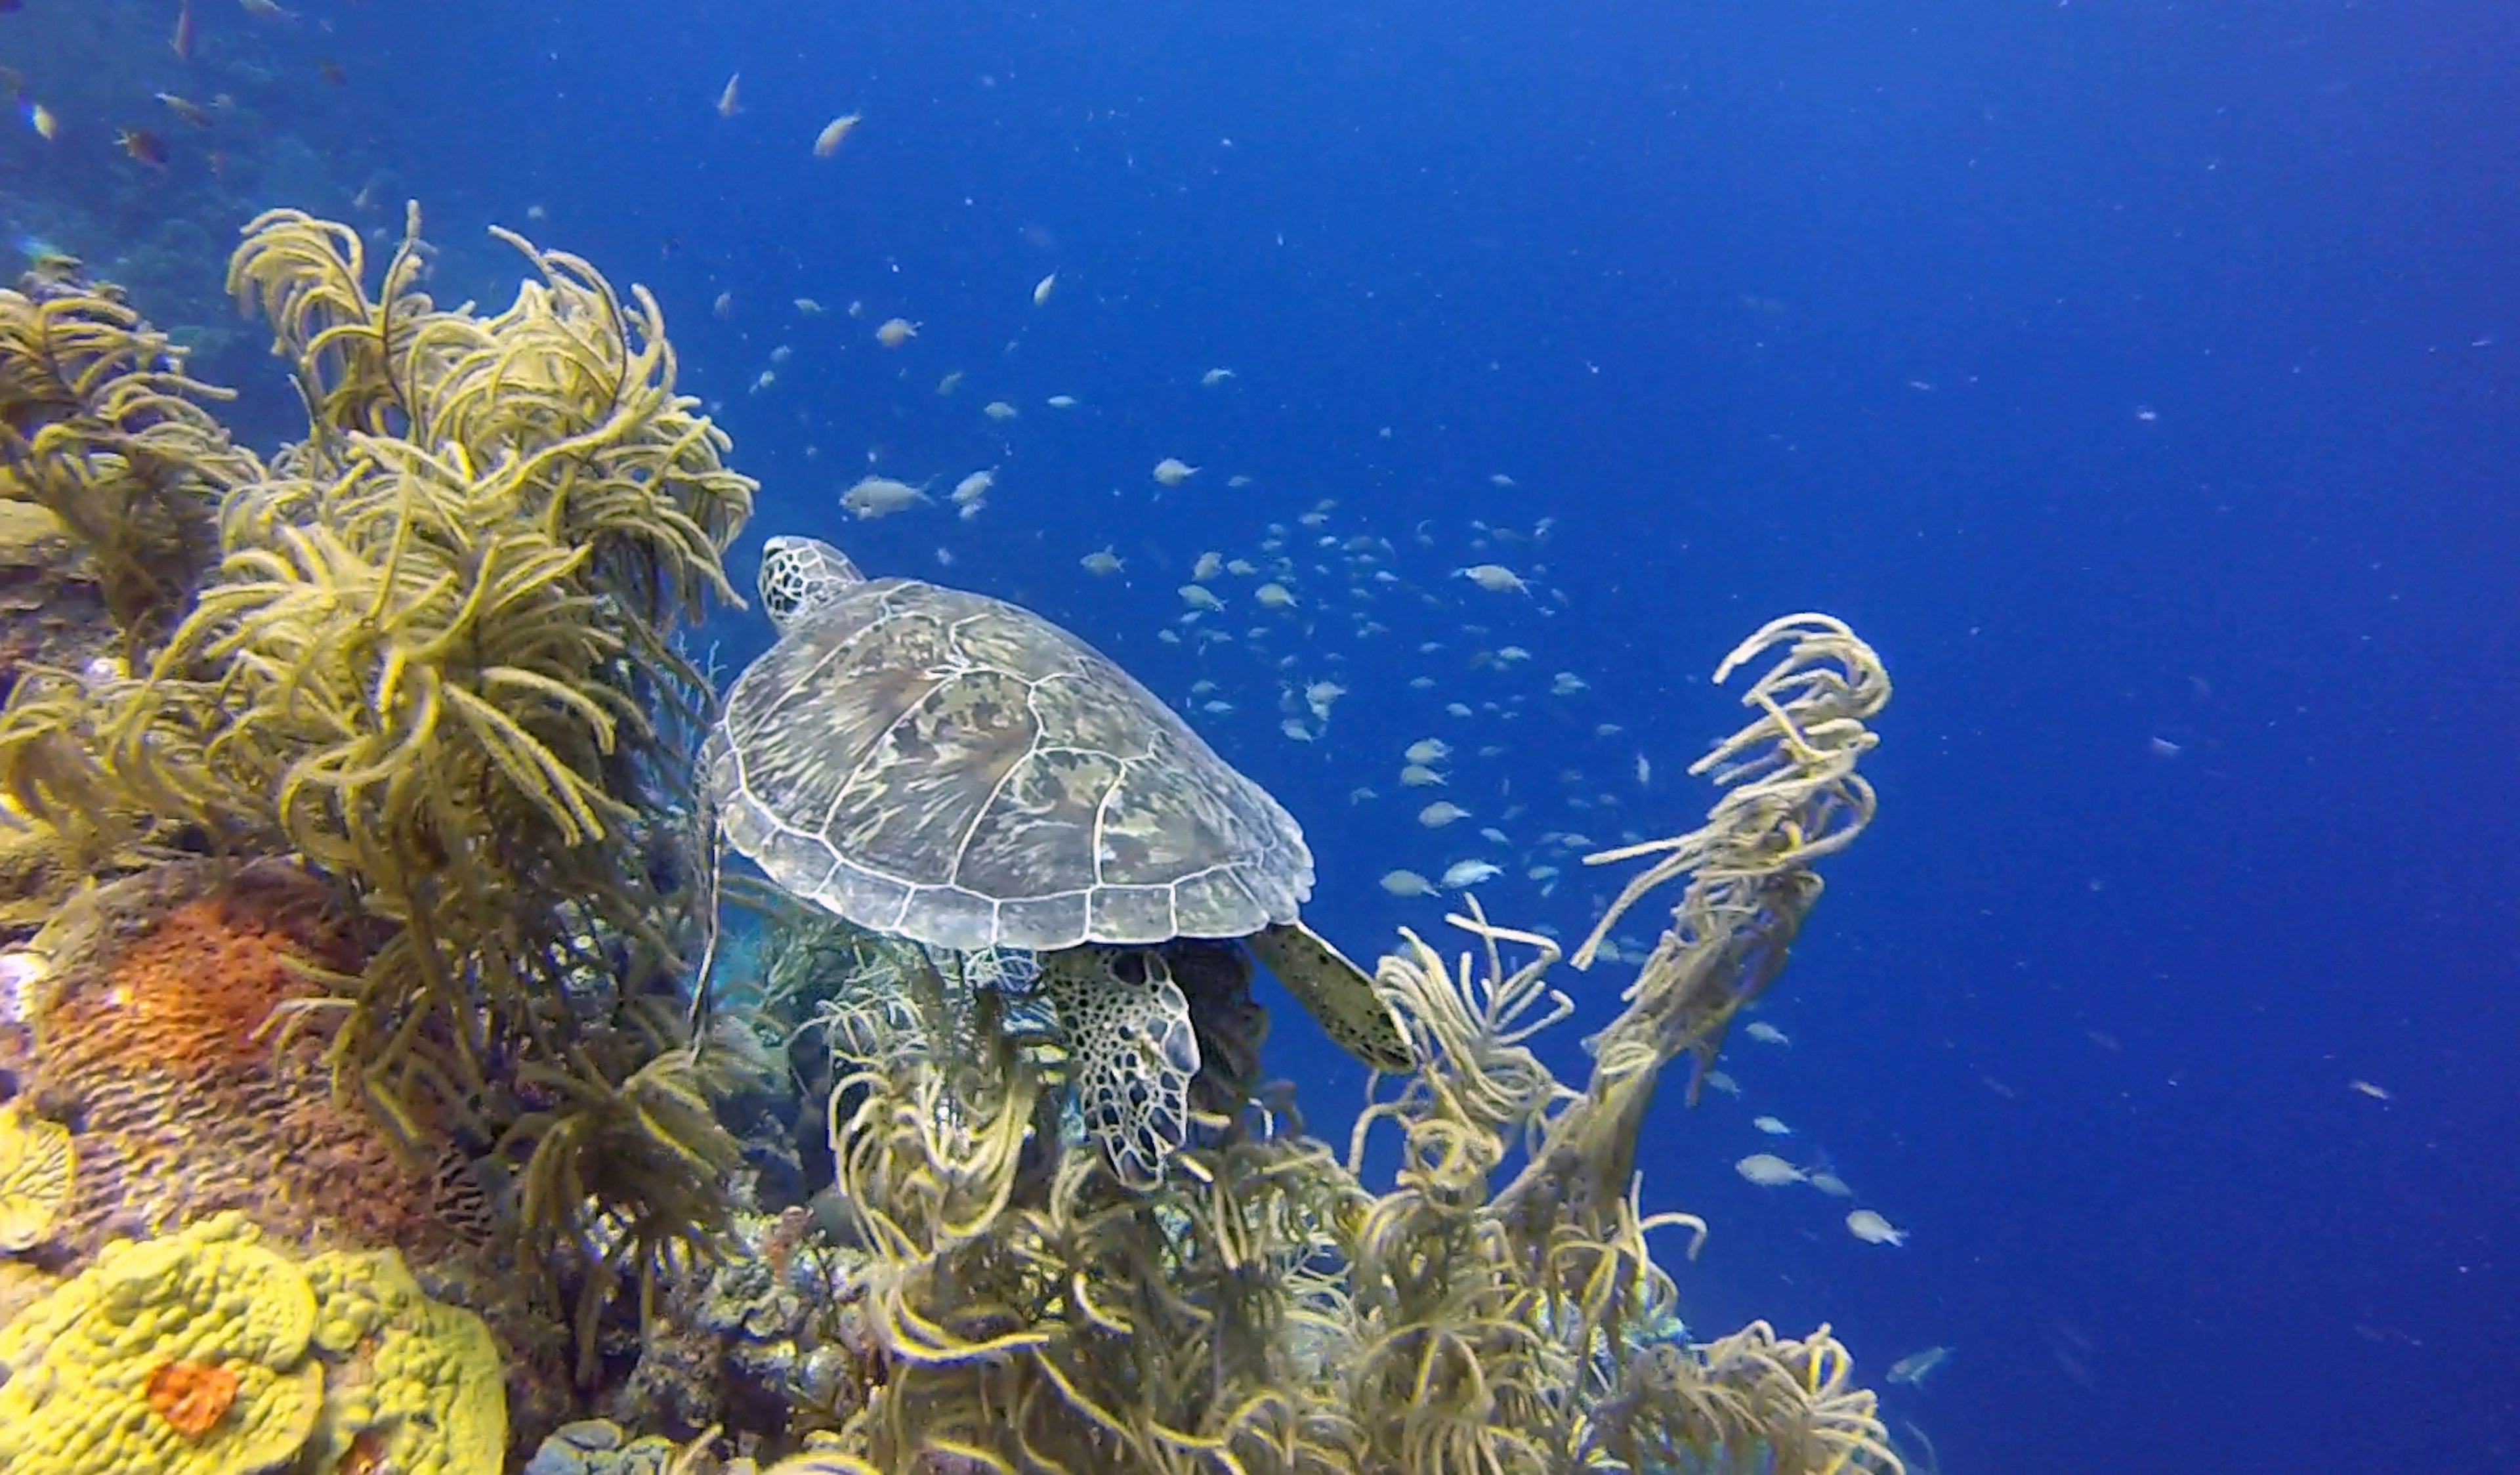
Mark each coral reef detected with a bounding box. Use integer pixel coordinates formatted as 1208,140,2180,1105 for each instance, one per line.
0,207,759,1376
0,202,1908,1475
587,1203,891,1450
778,614,1904,1475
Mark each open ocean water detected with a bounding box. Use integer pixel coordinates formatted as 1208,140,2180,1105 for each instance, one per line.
5,1,2515,1470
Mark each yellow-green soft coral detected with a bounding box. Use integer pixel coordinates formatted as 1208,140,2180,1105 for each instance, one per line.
0,1212,326,1475
0,206,757,1369
0,276,259,655
807,616,1905,1475
0,1099,74,1251
302,1247,507,1475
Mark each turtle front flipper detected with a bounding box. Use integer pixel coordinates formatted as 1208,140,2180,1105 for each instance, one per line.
1248,921,1414,1073
1040,946,1200,1190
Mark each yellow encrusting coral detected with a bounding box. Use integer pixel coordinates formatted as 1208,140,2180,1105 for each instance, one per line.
0,1098,73,1251
0,1212,509,1475
301,1247,508,1475
0,1213,328,1475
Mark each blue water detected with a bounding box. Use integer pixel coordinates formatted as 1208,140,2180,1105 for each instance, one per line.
14,0,2518,1467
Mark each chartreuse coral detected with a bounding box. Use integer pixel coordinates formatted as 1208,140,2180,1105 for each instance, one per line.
0,206,755,1361
804,615,1902,1475
0,1098,74,1251
0,1212,506,1475
300,1246,507,1475
0,1213,326,1475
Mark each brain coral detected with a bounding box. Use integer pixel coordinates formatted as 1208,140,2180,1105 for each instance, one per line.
10,859,480,1262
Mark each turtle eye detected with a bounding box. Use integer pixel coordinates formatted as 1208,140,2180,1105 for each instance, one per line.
1110,951,1146,987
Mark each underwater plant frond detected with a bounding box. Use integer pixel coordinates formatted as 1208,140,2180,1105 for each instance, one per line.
1582,1319,1900,1475
227,203,439,440
791,606,1906,1475
0,282,259,652
1573,612,1887,971
1490,614,1889,1244
500,1038,759,1384
1362,896,1576,1166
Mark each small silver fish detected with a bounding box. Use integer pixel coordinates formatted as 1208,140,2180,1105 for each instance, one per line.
1886,1346,1953,1387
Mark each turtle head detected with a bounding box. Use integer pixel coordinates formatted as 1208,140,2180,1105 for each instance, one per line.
759,536,866,632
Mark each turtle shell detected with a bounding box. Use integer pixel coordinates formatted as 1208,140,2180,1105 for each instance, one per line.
704,577,1315,952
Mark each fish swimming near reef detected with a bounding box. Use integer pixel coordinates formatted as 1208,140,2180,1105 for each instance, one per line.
1456,563,1530,595
1887,1345,1953,1387
812,112,861,158
117,127,169,167
1734,1153,1805,1187
157,93,213,128
841,475,929,519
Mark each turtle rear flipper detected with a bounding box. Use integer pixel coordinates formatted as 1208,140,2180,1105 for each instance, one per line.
1249,921,1414,1073
1041,946,1200,1189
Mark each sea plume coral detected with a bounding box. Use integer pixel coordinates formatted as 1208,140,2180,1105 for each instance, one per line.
502,1023,766,1385
0,265,259,655
0,267,263,909
786,614,1902,1475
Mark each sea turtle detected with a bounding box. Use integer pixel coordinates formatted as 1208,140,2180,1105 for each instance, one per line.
702,535,1412,1186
